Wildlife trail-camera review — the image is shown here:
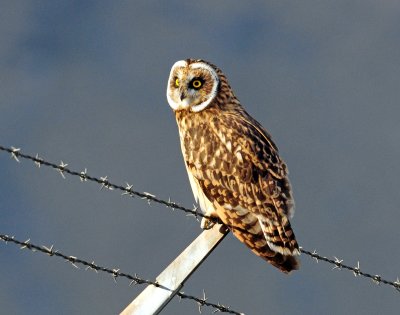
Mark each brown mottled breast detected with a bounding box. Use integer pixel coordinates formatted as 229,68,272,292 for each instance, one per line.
176,106,294,220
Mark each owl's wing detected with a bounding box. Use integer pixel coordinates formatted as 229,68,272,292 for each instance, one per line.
184,109,299,257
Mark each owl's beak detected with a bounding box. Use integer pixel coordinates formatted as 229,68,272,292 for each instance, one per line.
180,92,187,101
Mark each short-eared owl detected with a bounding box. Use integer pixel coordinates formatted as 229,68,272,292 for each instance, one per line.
167,59,300,273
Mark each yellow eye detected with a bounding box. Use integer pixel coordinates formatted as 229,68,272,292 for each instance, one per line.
192,79,202,89
175,78,179,87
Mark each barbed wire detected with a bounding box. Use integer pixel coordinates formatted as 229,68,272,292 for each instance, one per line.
1,145,400,294
300,248,400,290
0,145,206,219
0,233,243,315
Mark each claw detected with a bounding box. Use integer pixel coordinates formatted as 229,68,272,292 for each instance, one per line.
201,217,215,230
219,225,229,234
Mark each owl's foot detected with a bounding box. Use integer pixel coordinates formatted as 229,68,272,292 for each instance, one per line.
201,217,216,230
219,224,229,234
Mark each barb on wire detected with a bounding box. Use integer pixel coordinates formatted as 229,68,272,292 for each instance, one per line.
10,146,21,162
1,145,399,294
0,233,243,315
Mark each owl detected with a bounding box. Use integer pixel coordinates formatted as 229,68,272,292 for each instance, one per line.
166,59,300,273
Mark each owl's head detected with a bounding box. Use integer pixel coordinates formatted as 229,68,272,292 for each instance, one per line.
167,59,221,112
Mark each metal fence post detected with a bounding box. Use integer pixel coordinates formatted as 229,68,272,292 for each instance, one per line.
120,224,228,315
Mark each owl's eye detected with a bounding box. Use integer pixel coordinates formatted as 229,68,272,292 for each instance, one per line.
189,78,204,90
174,78,180,87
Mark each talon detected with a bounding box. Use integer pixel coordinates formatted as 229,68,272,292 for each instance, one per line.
219,225,229,234
201,218,215,230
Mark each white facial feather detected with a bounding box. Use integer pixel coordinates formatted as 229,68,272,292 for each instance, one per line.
189,62,219,112
166,60,188,111
166,60,219,112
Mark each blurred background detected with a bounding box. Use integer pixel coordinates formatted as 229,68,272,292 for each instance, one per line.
1,1,400,314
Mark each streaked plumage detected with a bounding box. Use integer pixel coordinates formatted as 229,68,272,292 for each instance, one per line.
167,59,300,273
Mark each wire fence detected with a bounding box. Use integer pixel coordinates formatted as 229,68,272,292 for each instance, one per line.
0,233,242,314
0,145,399,313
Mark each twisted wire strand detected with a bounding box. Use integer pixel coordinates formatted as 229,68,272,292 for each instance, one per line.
0,145,207,219
300,248,400,290
0,233,243,315
1,145,399,293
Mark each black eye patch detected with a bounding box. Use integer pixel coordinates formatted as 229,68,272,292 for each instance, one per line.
189,77,205,90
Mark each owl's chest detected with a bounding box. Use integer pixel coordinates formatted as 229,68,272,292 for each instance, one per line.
177,116,217,158
176,113,240,171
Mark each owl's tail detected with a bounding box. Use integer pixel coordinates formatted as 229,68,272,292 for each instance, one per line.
253,243,300,273
213,205,300,273
230,223,300,274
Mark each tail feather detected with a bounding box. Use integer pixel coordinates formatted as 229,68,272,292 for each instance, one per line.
258,217,300,256
230,222,300,273
265,252,300,274
213,204,300,273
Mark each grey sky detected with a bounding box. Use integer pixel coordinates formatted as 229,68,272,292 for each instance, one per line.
1,2,400,314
